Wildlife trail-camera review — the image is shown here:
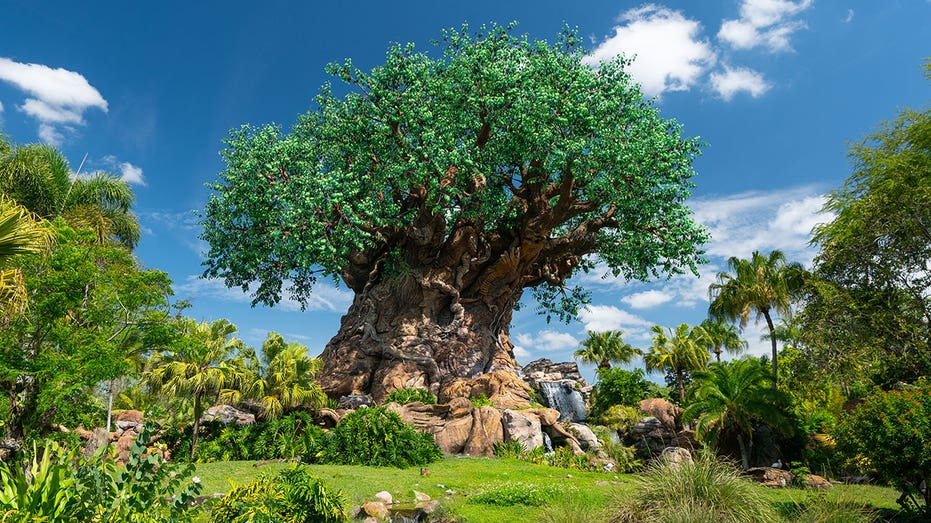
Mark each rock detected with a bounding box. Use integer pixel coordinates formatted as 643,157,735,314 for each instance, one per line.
116,420,142,433
363,518,381,523
337,394,373,410
638,398,681,430
417,500,439,514
115,430,138,463
625,417,698,460
502,409,544,450
413,490,431,502
744,467,796,488
201,404,255,425
521,358,585,384
74,426,94,441
569,423,600,451
389,398,504,456
463,405,504,456
804,474,832,490
374,490,393,504
439,370,533,409
661,446,693,466
314,408,342,428
84,427,111,458
361,501,389,519
113,410,144,424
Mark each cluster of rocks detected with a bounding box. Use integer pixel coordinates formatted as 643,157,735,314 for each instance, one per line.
623,398,698,460
74,409,161,463
354,490,439,522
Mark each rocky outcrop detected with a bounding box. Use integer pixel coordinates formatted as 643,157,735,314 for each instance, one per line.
502,409,543,450
744,466,795,488
569,423,600,451
388,397,504,456
438,370,533,409
522,359,591,422
625,416,697,459
638,398,682,430
201,404,255,425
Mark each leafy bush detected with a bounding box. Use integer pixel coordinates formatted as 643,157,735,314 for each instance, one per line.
162,411,326,462
211,466,347,523
469,482,563,506
321,407,442,468
598,404,642,435
834,382,931,515
492,440,525,460
385,387,437,405
0,442,77,522
609,451,778,522
469,393,495,408
590,368,652,417
599,439,643,473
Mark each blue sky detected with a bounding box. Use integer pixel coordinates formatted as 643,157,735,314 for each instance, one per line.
1,1,928,382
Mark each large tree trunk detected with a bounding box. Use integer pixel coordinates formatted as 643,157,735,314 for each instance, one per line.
318,272,523,403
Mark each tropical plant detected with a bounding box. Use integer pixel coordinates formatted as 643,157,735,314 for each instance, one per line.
834,382,931,515
575,330,641,370
683,360,789,469
0,442,76,521
200,24,708,402
385,387,437,405
699,319,747,363
145,317,248,458
609,451,778,522
644,324,710,403
0,197,52,318
211,466,348,523
321,407,441,468
708,250,806,387
598,404,642,435
226,332,327,419
590,367,652,417
0,138,140,248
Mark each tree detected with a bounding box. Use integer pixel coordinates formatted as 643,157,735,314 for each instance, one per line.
145,318,247,458
683,359,788,469
0,137,139,249
574,330,640,370
226,332,327,419
699,319,747,363
201,25,707,401
708,250,805,387
0,197,53,318
644,323,710,403
800,65,931,385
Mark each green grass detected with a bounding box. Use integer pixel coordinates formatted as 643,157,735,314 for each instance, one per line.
194,458,902,522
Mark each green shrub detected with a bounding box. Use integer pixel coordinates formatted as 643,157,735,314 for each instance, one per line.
547,446,599,472
492,440,525,459
834,382,931,515
609,451,778,523
598,404,642,435
590,368,652,417
599,439,643,473
469,482,563,506
385,387,437,405
211,466,347,523
321,407,442,468
0,442,77,522
469,393,495,408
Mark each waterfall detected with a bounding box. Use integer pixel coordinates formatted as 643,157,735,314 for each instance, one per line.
537,381,587,422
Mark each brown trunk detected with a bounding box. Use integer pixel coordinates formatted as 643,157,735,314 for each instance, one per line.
318,271,523,403
676,368,686,403
763,310,778,389
191,393,203,459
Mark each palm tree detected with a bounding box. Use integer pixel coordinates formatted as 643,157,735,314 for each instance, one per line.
145,318,247,458
644,323,710,403
224,332,327,419
0,139,139,249
0,197,53,317
683,359,788,469
700,319,748,363
708,250,806,387
574,330,641,370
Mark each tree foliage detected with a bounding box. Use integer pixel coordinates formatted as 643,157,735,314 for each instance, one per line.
800,76,931,385
0,197,53,318
699,319,746,363
575,330,641,370
201,24,707,321
644,323,710,403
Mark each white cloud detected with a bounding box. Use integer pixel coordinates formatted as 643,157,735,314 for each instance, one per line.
709,65,771,100
118,161,145,186
512,344,532,361
622,289,674,309
578,304,652,333
0,57,107,144
175,275,353,314
690,187,832,265
585,4,716,97
718,0,813,52
844,9,855,23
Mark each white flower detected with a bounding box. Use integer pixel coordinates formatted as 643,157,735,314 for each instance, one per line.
192,476,201,484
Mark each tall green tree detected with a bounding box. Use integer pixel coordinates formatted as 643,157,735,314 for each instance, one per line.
800,64,931,385
0,137,139,249
644,323,710,403
708,250,805,387
225,332,327,419
699,319,747,363
683,359,788,469
200,24,708,401
574,330,640,370
145,318,247,458
0,197,53,318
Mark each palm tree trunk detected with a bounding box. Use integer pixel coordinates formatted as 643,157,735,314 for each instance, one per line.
191,392,203,459
737,433,750,470
106,379,114,432
763,310,777,389
676,368,686,403
715,348,722,363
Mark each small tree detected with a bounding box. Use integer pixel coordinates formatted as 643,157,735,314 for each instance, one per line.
699,319,746,363
574,330,640,370
834,383,931,515
644,324,709,403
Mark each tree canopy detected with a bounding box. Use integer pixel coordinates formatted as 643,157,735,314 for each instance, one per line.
201,25,707,320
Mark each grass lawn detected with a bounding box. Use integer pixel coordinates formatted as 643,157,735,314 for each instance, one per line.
194,457,902,522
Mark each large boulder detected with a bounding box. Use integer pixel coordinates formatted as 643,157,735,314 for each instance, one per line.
626,416,698,459
638,398,681,430
522,359,586,384
569,423,600,451
201,404,255,425
439,370,533,409
744,466,795,488
113,410,144,424
502,409,544,450
388,397,503,456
